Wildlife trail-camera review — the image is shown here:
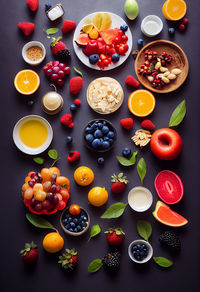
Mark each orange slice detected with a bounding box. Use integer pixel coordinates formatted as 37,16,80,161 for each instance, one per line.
153,201,188,227
162,0,187,21
128,89,156,117
14,69,40,95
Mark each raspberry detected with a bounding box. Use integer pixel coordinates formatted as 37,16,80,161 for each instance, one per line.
73,99,81,106
141,119,155,131
60,114,74,128
120,118,133,130
125,75,140,88
67,151,80,163
69,77,83,95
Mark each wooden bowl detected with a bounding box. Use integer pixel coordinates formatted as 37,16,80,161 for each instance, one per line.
135,40,189,94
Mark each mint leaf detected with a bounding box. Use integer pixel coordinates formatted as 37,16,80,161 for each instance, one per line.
45,28,59,35
153,257,173,268
116,151,138,166
88,224,101,241
137,220,152,241
48,149,58,160
33,157,44,165
26,214,57,231
137,157,146,185
101,202,128,219
169,100,186,127
73,67,83,77
88,259,103,273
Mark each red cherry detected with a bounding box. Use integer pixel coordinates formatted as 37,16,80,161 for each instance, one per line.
46,62,53,68
64,67,70,75
57,79,64,86
52,61,59,66
121,35,128,43
42,66,48,72
113,36,121,45
58,70,65,78
46,69,52,76
179,24,186,31
123,44,129,53
51,74,59,81
59,63,66,70
182,17,189,25
52,66,60,74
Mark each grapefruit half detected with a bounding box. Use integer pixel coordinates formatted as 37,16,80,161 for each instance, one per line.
154,170,184,204
153,201,188,227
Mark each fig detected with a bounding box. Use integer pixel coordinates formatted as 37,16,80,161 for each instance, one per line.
75,33,90,46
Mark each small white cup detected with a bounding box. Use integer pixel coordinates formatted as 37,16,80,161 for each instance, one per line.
22,41,46,66
128,186,153,212
141,15,163,37
128,239,153,264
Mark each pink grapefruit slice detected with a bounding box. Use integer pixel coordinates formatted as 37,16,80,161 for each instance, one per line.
153,201,188,227
154,170,184,204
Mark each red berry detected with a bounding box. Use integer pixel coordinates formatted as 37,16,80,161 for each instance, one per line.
57,79,64,86
46,62,53,68
52,66,60,74
73,99,81,106
182,18,189,25
52,61,59,66
46,69,52,76
42,66,48,72
59,63,66,70
64,67,70,75
51,74,59,81
58,70,65,78
179,24,186,31
121,34,128,43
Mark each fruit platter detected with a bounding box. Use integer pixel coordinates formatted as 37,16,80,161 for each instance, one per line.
2,0,199,290
73,12,132,70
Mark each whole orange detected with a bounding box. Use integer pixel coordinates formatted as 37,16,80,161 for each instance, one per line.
88,187,108,207
74,166,94,186
43,232,64,253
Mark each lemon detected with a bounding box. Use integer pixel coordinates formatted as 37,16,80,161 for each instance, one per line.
88,187,108,207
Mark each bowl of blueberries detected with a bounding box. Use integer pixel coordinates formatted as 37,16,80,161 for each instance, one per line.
83,119,117,152
128,239,153,264
60,205,90,236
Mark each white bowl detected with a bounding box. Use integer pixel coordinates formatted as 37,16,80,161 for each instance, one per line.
128,239,153,264
128,186,153,212
13,115,53,155
141,15,163,37
22,41,46,66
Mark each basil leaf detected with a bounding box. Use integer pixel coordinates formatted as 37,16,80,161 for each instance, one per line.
88,259,103,273
169,100,186,127
48,149,58,160
101,202,127,219
45,28,59,35
88,224,101,241
153,257,173,268
33,157,44,165
116,151,138,166
73,67,83,77
137,157,146,185
26,214,57,231
137,220,152,241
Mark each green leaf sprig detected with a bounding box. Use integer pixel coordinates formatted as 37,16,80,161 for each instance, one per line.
116,151,138,166
153,257,173,268
45,28,59,35
137,220,152,241
26,214,57,231
169,100,186,127
137,157,146,185
33,157,44,165
88,259,103,273
88,224,101,242
48,149,60,167
101,202,128,219
73,67,83,77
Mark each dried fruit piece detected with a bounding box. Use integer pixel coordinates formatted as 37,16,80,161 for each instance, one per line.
131,129,151,147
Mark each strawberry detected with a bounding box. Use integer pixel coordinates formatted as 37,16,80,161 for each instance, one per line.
27,0,39,11
141,119,155,131
60,114,74,128
20,241,38,264
62,20,76,34
58,248,79,270
18,22,35,36
51,37,66,55
111,173,128,194
120,118,133,130
105,228,125,246
125,75,140,88
69,77,83,95
67,151,80,163
73,99,81,106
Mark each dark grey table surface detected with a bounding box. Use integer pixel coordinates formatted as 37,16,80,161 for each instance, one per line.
1,0,200,291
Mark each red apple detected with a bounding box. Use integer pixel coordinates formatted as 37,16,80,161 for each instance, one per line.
150,128,182,160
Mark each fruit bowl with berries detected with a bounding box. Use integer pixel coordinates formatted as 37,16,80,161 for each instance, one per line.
83,119,117,152
73,12,132,70
21,167,70,215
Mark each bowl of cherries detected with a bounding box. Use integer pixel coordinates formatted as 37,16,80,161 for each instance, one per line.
22,167,70,215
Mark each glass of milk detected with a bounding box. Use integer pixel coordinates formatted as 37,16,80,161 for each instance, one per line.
128,186,153,212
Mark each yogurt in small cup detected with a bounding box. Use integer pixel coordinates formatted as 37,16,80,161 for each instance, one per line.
141,15,163,37
128,186,153,212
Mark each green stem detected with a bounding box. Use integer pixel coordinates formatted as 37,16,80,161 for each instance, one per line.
50,157,60,168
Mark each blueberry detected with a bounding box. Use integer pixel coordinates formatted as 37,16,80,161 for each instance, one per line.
73,218,78,224
122,147,131,158
85,127,93,134
102,141,110,149
97,157,104,165
141,244,146,249
70,222,76,228
82,216,87,221
70,104,77,111
107,131,115,139
80,215,85,220
81,221,87,227
66,136,73,144
27,100,34,106
108,138,113,144
103,121,107,125
135,255,142,261
62,218,68,224
91,138,101,149
91,123,98,131
89,54,100,65
69,228,73,232
94,129,103,138
77,225,82,231
137,38,144,47
97,123,103,129
133,245,138,251
65,224,70,230
85,134,94,143
102,126,109,134
103,136,109,141
136,244,141,250
168,27,175,35
111,53,120,62
140,251,145,257
45,2,52,11
120,24,128,32
74,228,78,232
68,217,72,222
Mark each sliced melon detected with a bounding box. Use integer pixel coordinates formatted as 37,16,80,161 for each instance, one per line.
93,13,103,30
99,28,119,45
153,201,188,227
100,12,112,31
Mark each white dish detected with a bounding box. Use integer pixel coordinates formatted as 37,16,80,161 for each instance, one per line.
128,186,153,212
141,15,163,37
22,41,46,66
13,115,53,155
73,12,133,71
128,239,153,264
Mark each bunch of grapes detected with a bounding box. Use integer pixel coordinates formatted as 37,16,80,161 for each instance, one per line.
42,61,70,86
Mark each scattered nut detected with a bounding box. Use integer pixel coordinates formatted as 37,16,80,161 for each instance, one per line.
161,76,170,84
131,129,151,148
168,73,177,80
157,73,164,78
171,68,182,75
155,62,161,70
147,76,154,82
163,71,170,77
160,66,168,72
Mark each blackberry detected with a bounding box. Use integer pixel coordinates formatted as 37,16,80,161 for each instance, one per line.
159,231,181,251
102,252,120,271
57,49,71,61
